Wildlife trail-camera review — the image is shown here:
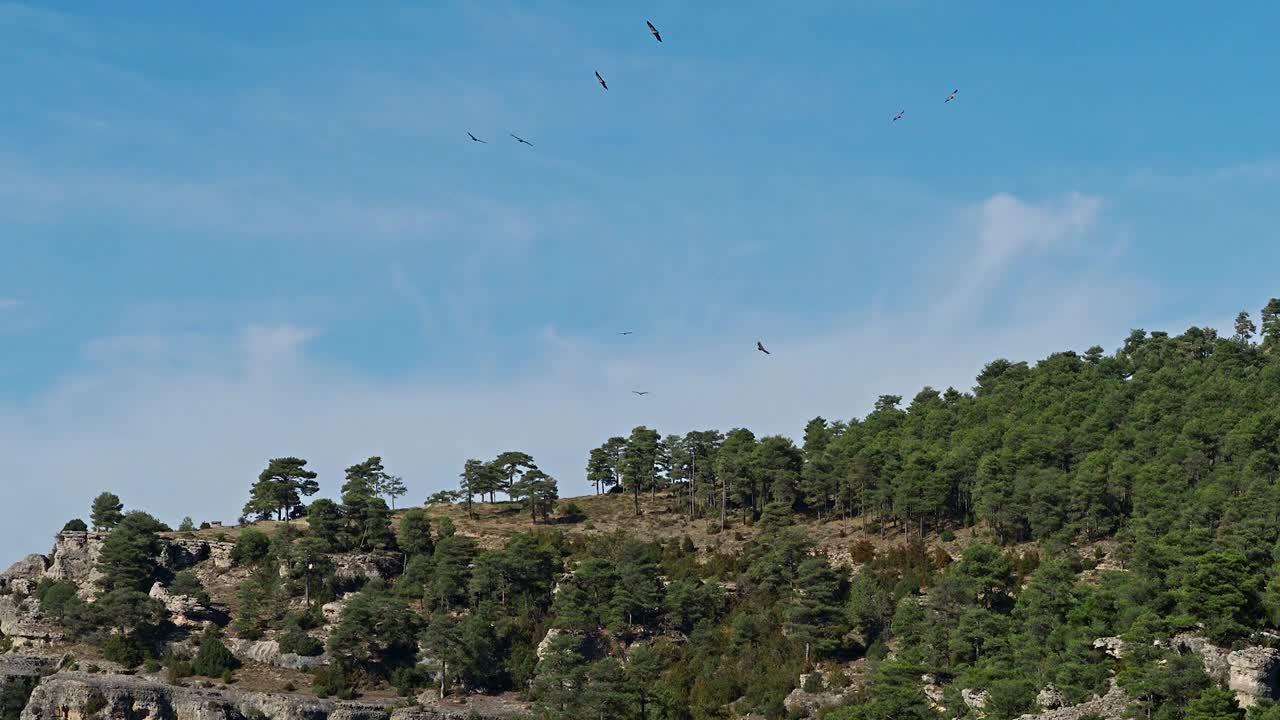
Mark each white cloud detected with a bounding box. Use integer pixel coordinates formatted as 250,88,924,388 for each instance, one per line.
938,191,1103,317
0,191,1141,562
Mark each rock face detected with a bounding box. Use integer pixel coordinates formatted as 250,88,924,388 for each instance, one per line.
1170,633,1280,707
19,672,525,720
149,581,227,630
44,532,106,589
782,686,845,717
536,628,565,660
1226,647,1280,708
1036,684,1066,710
962,687,990,712
224,638,329,671
1,554,51,595
1092,636,1126,659
0,592,65,649
333,553,402,585
1016,680,1129,720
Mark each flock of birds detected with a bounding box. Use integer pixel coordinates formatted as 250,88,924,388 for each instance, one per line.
463,19,958,399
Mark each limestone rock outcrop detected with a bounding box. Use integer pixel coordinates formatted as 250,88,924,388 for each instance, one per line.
19,671,526,720
1,554,50,595
224,638,329,671
149,581,227,630
1015,679,1129,720
1036,683,1066,710
43,532,106,590
1092,636,1126,659
1170,633,1280,707
962,687,990,712
1226,646,1280,708
0,592,65,648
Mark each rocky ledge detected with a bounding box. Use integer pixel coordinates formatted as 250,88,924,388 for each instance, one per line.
18,671,529,720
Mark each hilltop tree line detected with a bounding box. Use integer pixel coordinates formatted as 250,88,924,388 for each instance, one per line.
526,303,1280,551
26,298,1280,720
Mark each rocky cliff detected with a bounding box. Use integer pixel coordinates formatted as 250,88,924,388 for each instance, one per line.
18,671,529,720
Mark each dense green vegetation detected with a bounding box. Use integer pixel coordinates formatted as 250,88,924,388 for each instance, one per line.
30,300,1280,720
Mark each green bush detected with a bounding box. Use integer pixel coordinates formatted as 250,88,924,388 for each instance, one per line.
312,664,353,699
191,635,239,677
940,529,956,542
102,633,144,668
231,529,271,565
144,658,161,673
278,627,324,657
168,571,211,606
61,518,88,532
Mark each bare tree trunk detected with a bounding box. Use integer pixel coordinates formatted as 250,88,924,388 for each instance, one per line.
720,480,727,531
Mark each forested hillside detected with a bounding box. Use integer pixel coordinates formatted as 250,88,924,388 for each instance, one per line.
6,301,1280,720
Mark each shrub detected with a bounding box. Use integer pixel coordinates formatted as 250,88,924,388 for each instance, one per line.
231,529,271,565
168,571,211,606
391,666,430,696
35,579,80,619
849,539,876,564
61,518,88,532
85,664,100,674
144,658,161,673
192,635,239,677
312,664,353,699
801,672,822,693
221,669,235,684
279,627,324,657
102,633,144,668
940,529,956,542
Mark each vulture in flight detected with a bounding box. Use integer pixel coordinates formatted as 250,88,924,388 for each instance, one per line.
632,390,650,396
510,133,533,146
467,132,487,143
893,110,905,122
757,341,771,355
945,89,958,103
618,331,634,335
647,20,662,43
595,70,609,90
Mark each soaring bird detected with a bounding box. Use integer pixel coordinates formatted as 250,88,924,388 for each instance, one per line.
945,89,958,103
893,110,905,122
510,133,533,146
467,132,487,143
757,341,771,355
647,20,662,43
632,390,650,396
595,71,608,90
618,331,634,335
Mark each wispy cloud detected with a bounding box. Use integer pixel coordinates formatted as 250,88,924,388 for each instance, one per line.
939,191,1104,315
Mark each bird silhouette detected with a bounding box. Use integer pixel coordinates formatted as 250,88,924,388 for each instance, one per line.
618,331,634,335
595,71,608,90
647,20,662,43
945,89,958,103
510,134,533,146
893,110,905,122
757,341,771,355
632,390,650,396
467,132,487,143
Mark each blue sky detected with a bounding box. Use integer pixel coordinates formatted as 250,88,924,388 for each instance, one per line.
2,1,1278,560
